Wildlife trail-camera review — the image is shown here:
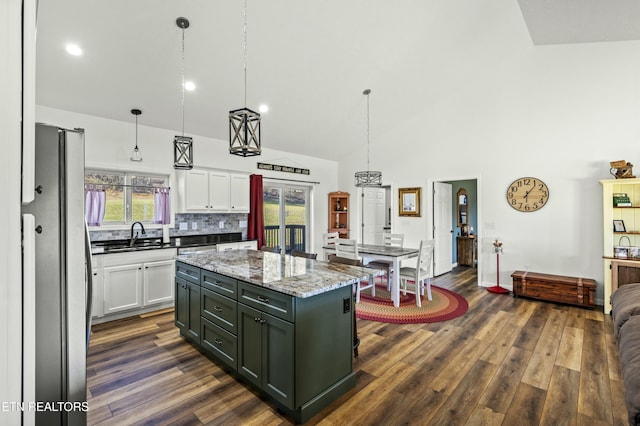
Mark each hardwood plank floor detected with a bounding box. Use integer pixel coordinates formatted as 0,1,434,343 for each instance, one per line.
86,267,628,425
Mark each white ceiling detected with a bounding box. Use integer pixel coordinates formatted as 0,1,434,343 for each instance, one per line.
36,0,640,162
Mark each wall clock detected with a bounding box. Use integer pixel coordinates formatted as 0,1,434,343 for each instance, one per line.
506,177,549,212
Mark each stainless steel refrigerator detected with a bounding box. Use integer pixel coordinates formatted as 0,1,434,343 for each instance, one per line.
22,123,92,425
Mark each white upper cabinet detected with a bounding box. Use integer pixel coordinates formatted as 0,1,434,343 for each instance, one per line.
179,169,250,213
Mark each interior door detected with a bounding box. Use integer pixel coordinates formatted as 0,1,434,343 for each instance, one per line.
361,187,386,244
433,182,453,276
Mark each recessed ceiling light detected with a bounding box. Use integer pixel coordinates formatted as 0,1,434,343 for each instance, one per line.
65,43,83,56
259,104,269,113
184,81,196,91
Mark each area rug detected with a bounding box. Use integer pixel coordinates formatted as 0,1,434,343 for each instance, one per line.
355,281,468,324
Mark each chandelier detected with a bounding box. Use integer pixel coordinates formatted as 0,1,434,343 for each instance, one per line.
129,108,142,162
173,17,194,169
229,0,261,157
354,89,382,187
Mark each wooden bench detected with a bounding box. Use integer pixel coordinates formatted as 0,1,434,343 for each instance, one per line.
511,270,596,309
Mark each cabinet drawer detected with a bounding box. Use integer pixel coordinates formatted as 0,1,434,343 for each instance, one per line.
176,261,200,284
201,317,237,371
238,282,294,322
201,287,237,335
202,270,237,299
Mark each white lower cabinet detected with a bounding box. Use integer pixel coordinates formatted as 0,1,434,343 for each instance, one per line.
143,259,175,305
96,248,176,322
216,240,258,252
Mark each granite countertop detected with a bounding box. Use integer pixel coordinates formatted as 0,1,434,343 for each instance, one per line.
177,250,384,298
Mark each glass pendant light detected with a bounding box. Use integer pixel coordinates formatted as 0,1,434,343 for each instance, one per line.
130,108,143,162
229,0,261,157
174,17,194,169
355,89,382,186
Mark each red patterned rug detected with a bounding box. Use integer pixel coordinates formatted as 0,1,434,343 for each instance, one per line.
356,282,468,324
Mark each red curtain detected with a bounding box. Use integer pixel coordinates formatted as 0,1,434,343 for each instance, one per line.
248,174,264,248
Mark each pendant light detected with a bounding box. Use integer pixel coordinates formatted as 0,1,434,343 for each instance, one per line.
354,89,382,187
173,17,194,170
130,108,143,162
229,0,261,157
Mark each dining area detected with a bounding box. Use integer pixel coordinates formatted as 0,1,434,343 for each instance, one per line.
322,232,435,308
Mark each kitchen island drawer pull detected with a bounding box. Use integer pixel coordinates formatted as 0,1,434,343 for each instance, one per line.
213,306,223,312
257,295,270,304
214,338,223,345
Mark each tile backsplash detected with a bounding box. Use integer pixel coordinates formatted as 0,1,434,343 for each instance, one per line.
89,213,249,241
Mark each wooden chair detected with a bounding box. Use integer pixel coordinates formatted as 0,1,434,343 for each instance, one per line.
398,239,434,307
290,250,317,260
327,254,367,358
366,233,404,290
322,232,340,259
261,245,281,253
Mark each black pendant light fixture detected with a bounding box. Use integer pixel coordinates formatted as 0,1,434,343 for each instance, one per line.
354,89,382,187
229,0,261,157
130,108,143,162
174,17,194,170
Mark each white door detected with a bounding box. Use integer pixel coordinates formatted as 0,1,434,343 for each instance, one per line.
103,263,143,314
433,182,453,276
361,187,386,245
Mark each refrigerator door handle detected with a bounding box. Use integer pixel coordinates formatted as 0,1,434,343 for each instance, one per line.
84,221,93,348
22,214,36,425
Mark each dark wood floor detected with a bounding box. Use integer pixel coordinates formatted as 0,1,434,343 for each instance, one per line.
86,267,628,425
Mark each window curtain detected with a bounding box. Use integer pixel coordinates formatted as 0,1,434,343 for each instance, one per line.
248,174,264,248
154,188,171,224
84,186,106,226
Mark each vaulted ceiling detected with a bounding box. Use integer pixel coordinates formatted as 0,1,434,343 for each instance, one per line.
36,0,640,162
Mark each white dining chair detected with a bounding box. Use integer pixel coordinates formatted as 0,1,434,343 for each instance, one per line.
334,238,359,260
328,252,375,303
366,233,404,290
398,239,434,307
322,232,340,259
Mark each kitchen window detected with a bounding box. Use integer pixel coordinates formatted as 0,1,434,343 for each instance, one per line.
85,170,169,225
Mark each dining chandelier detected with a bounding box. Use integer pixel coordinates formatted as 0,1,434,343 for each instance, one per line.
354,89,382,187
229,0,261,157
129,108,143,162
173,17,194,170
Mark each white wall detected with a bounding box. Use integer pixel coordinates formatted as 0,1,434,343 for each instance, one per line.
36,106,339,255
1,0,25,423
338,6,640,305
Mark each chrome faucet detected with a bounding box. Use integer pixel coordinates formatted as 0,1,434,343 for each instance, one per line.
130,221,146,246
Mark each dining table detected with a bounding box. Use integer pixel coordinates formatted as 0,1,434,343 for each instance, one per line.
324,243,420,307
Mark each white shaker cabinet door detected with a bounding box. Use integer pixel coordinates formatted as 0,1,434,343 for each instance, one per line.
143,259,175,306
103,263,143,314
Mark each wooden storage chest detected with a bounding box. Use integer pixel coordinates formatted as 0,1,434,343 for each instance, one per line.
511,270,596,309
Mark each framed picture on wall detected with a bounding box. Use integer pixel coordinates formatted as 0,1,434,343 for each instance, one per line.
613,219,626,233
399,187,421,217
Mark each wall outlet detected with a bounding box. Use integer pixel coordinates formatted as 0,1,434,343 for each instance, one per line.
179,222,188,231
192,222,198,230
219,221,225,229
239,220,247,228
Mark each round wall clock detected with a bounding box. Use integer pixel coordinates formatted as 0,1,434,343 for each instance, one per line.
506,177,549,212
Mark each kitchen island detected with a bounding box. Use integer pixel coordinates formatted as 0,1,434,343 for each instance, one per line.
175,250,380,423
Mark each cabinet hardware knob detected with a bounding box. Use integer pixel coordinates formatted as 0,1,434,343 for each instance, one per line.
214,338,223,345
35,185,43,194
257,296,270,304
35,225,43,234
259,319,267,324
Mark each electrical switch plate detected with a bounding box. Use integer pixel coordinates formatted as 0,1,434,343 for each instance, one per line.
179,222,188,231
192,222,198,230
219,221,225,229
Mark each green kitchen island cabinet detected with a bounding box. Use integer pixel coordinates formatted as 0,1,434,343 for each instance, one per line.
175,250,382,423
